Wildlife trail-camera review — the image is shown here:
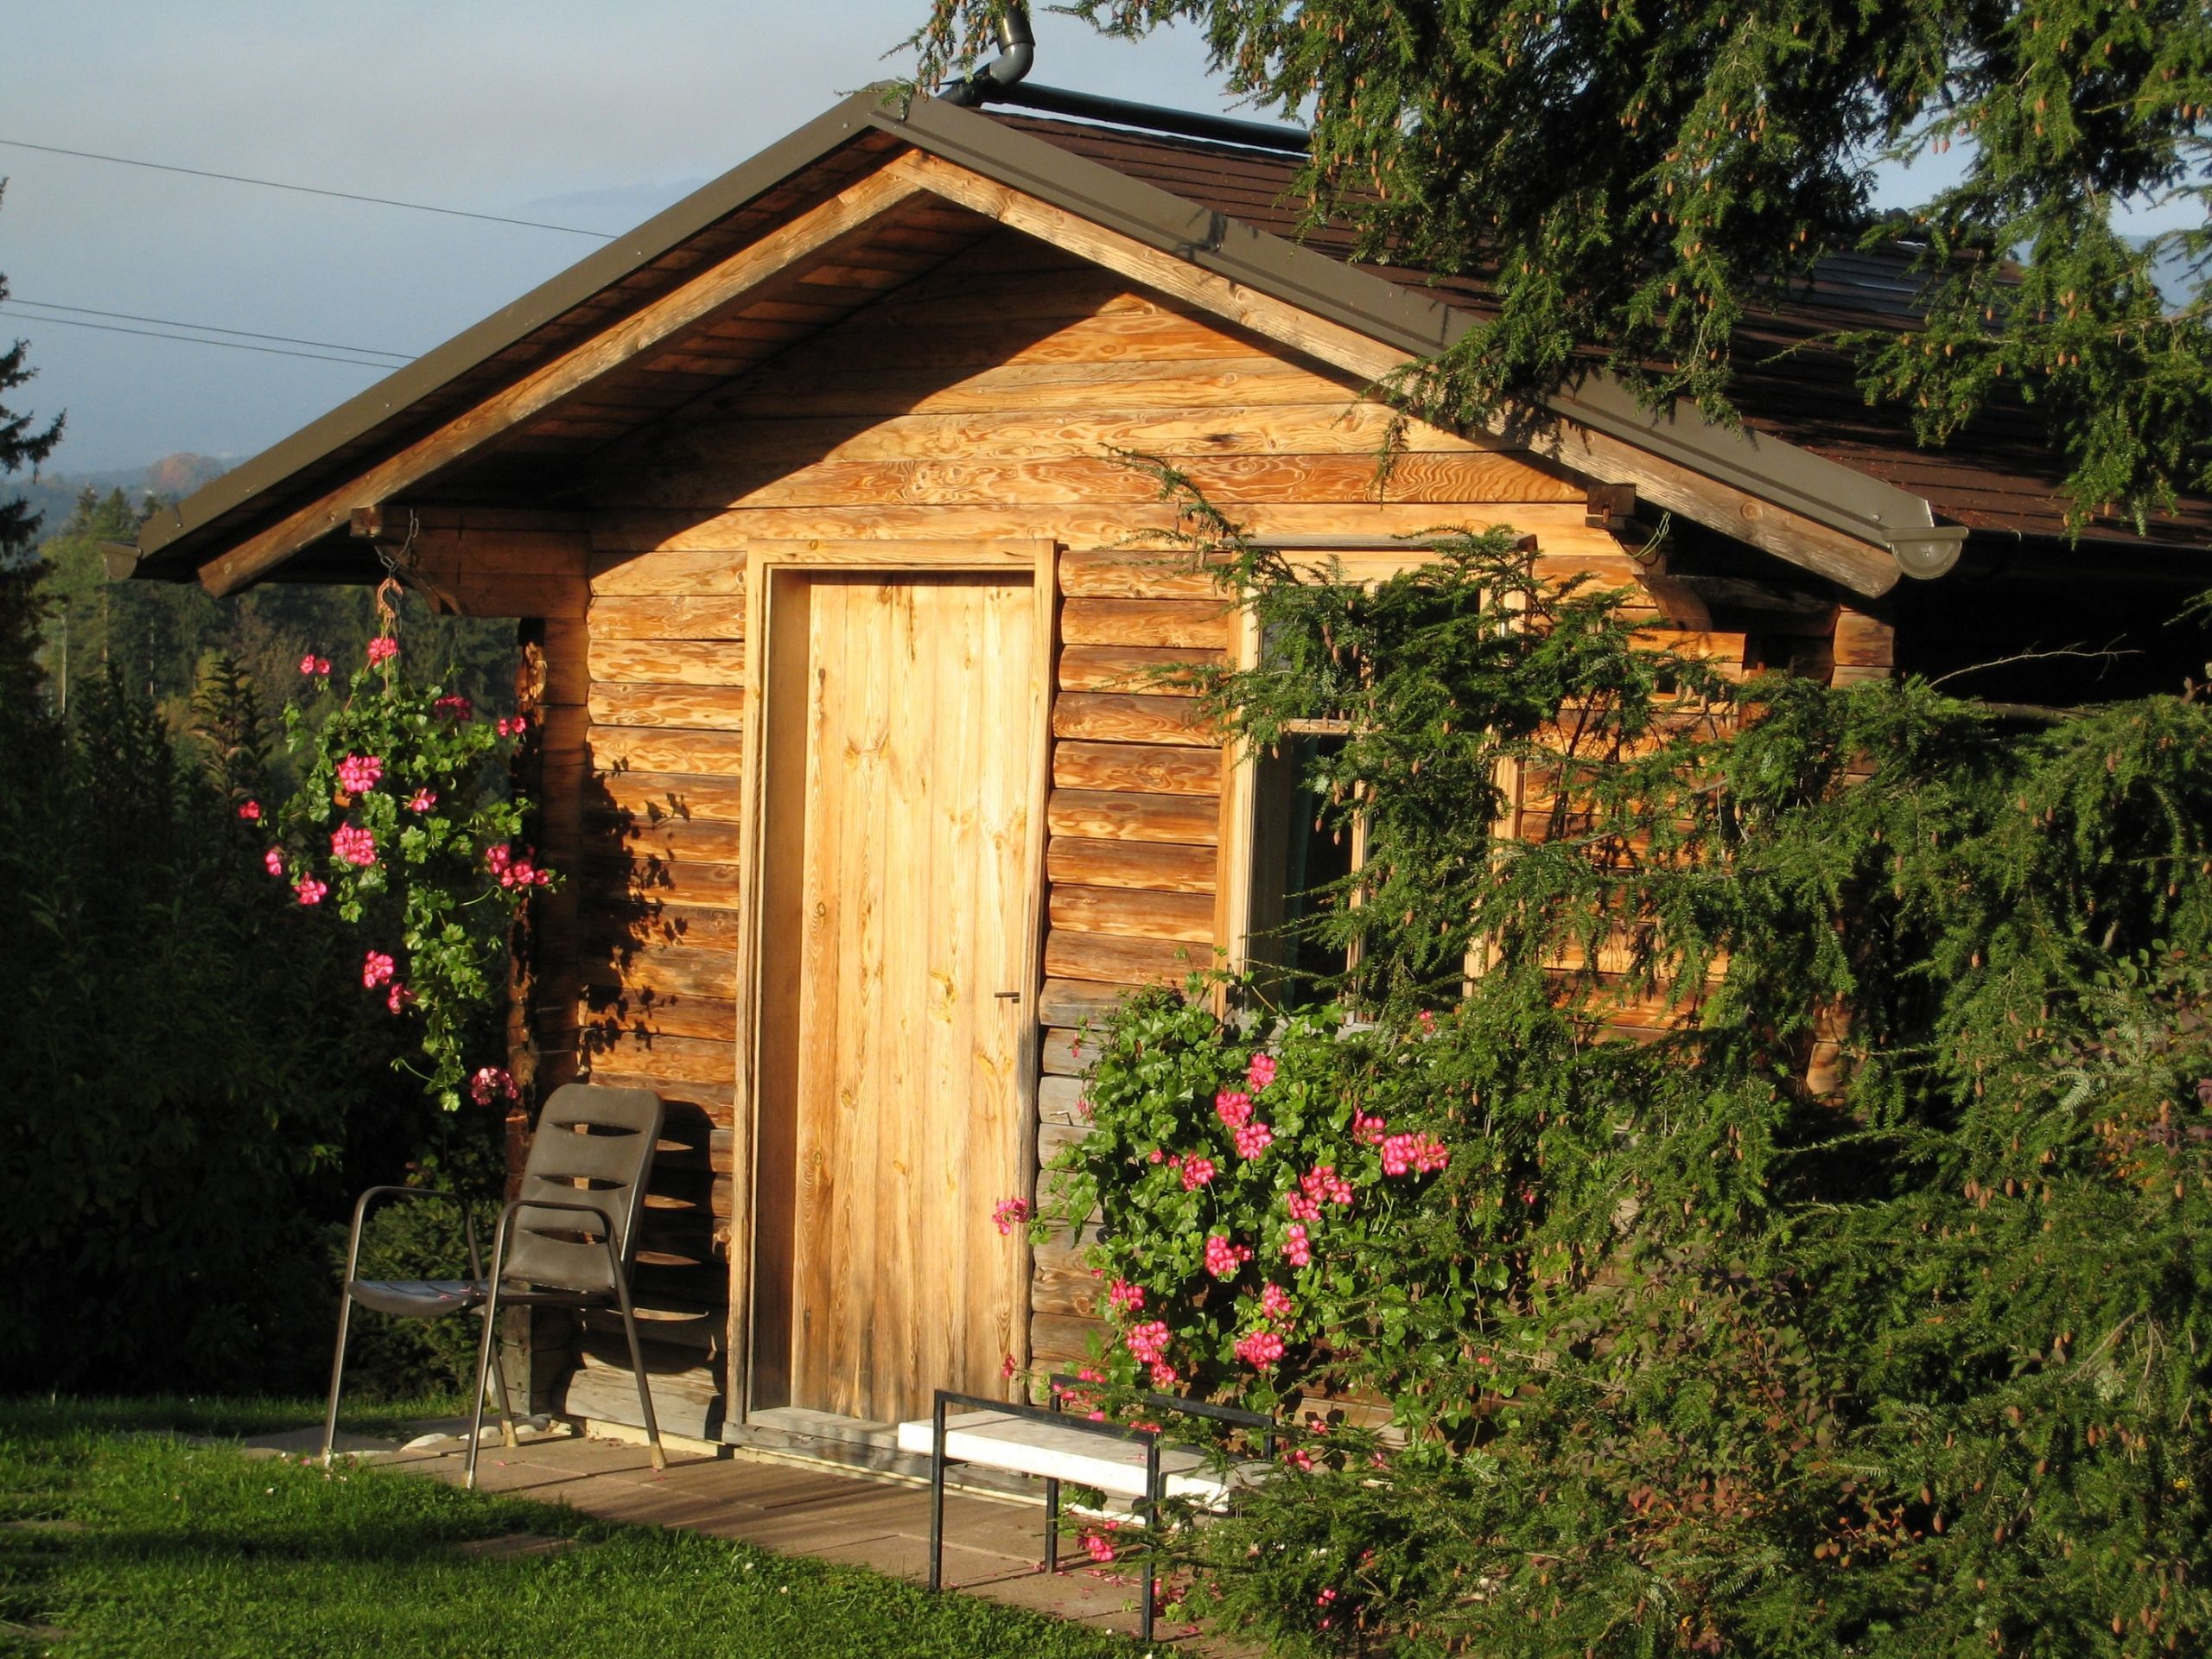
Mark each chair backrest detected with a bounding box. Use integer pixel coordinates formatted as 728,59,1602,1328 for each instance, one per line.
502,1084,664,1295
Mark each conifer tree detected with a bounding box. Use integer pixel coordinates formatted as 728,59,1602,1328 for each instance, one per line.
0,181,64,569
906,1,2212,529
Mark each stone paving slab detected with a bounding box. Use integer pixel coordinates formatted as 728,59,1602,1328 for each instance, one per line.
286,1427,1217,1649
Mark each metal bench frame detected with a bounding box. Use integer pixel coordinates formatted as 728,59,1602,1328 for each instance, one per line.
925,1376,1275,1643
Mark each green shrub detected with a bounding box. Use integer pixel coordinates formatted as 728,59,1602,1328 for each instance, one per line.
1040,511,2212,1656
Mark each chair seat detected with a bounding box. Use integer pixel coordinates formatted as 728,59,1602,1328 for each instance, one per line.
346,1278,487,1319
895,1410,1270,1505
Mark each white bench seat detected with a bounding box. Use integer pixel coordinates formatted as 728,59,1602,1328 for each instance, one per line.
896,1409,1268,1505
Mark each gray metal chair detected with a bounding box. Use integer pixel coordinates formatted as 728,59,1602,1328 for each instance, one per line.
321,1083,668,1487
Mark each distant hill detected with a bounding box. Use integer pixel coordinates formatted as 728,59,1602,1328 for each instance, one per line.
3,452,232,547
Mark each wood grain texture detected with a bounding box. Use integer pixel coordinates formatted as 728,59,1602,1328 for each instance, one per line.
1048,883,1217,944
1046,836,1217,894
1059,545,1227,601
1052,740,1221,797
1047,788,1220,845
1058,644,1217,695
587,725,745,777
589,594,749,639
1043,929,1210,986
599,450,1582,515
590,770,747,823
762,571,1039,1425
1052,691,1216,747
590,500,1613,557
1037,1074,1088,1124
586,810,747,864
590,547,748,597
588,638,747,686
587,683,748,730
1037,978,1139,1027
1060,597,1231,649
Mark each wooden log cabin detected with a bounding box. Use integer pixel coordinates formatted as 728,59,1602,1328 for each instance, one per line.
119,87,2212,1453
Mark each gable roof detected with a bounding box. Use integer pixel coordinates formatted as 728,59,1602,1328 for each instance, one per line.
123,87,2212,599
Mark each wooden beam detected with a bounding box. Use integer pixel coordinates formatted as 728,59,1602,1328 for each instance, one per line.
195,158,940,596
899,152,1903,599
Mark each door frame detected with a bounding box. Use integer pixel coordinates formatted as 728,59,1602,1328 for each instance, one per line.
727,539,1058,1424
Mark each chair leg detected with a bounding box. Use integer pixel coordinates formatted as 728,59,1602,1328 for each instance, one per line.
466,1279,504,1491
321,1291,355,1470
484,1306,519,1449
613,1279,665,1471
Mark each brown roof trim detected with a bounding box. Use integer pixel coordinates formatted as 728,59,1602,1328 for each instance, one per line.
134,86,1948,582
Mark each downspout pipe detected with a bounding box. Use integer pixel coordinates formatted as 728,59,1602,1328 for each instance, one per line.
939,5,1036,107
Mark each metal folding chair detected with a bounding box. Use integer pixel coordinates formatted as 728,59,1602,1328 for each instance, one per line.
321,1083,667,1487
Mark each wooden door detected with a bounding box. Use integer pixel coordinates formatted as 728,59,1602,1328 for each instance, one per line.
753,570,1039,1426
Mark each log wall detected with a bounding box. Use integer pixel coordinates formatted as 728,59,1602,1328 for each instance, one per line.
524,229,1865,1428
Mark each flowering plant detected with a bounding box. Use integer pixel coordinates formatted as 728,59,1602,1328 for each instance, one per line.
1036,981,1459,1418
266,622,549,1109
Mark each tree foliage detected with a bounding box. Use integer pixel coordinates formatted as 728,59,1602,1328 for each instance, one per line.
0,181,64,565
1038,505,2212,1656
904,1,2212,528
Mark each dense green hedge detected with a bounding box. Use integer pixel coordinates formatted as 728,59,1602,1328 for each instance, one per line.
0,574,504,1396
1044,518,2212,1657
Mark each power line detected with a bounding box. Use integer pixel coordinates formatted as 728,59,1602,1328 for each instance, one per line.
0,137,617,239
0,307,400,369
8,298,415,361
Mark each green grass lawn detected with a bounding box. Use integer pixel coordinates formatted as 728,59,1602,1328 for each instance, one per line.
0,1399,1143,1659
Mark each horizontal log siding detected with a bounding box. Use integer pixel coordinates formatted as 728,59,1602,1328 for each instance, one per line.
569,232,1603,1395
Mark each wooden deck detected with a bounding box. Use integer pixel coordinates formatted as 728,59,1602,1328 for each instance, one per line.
244,1423,1214,1648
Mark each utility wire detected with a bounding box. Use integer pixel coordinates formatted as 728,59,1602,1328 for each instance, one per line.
0,137,617,239
8,298,415,361
0,307,400,369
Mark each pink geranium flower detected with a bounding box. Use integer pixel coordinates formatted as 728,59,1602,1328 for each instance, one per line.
1124,1320,1171,1364
1214,1089,1252,1128
361,950,395,989
495,715,529,738
468,1066,518,1104
407,789,437,813
293,874,327,906
236,799,261,822
264,847,285,878
365,635,399,666
1381,1133,1450,1177
1300,1165,1353,1207
1203,1235,1251,1279
386,982,413,1015
1147,1361,1179,1391
334,753,383,794
1233,1122,1274,1160
1179,1155,1217,1192
1285,1191,1319,1222
1080,1529,1117,1565
1247,1052,1277,1090
331,823,377,867
1234,1327,1286,1367
1353,1110,1389,1144
1282,1223,1312,1268
991,1196,1031,1236
1259,1282,1294,1322
299,654,330,677
433,695,474,721
1106,1278,1146,1314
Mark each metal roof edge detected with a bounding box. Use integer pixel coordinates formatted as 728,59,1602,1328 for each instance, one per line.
133,88,893,570
875,97,1942,556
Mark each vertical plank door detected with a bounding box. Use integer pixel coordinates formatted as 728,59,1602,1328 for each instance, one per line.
761,571,1038,1426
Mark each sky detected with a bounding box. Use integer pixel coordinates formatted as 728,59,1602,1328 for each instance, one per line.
0,1,1251,475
